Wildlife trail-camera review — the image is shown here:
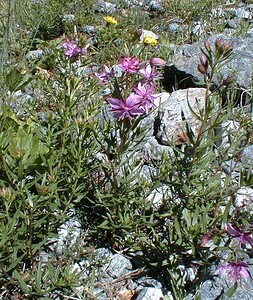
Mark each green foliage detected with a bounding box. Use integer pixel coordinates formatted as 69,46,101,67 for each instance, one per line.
0,40,101,297
1,0,253,299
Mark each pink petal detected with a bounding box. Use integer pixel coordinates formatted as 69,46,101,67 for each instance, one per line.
225,223,241,237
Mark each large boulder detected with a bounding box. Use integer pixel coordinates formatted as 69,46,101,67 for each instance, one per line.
163,33,253,92
155,88,208,145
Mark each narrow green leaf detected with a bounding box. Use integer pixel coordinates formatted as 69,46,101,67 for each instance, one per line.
13,270,30,294
224,282,238,298
222,198,232,227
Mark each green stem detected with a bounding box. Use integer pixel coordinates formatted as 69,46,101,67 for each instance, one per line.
186,81,212,181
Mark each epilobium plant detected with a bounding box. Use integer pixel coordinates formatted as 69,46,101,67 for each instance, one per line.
202,222,253,297
95,54,163,121
147,37,253,298
1,0,253,298
0,33,100,297
85,54,163,247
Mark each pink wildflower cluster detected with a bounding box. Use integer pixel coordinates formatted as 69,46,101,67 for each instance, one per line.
95,65,114,85
95,55,165,120
118,55,140,74
219,262,250,282
201,223,253,282
225,223,253,248
218,223,253,282
107,81,157,120
63,38,86,59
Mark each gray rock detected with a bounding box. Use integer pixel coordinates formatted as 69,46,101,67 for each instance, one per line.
240,145,253,164
191,20,207,37
167,18,184,34
121,0,145,8
139,165,157,183
56,218,82,254
93,248,114,262
199,275,225,300
230,7,252,20
146,186,171,211
36,111,48,123
136,277,163,290
92,0,116,13
142,137,174,161
155,88,208,145
112,38,121,47
168,23,180,33
165,34,253,91
92,288,108,300
220,120,240,153
233,186,253,215
26,49,43,60
199,267,253,300
189,253,251,299
81,25,96,35
144,0,164,12
9,89,35,117
226,17,241,29
107,254,132,278
135,287,167,300
62,14,75,22
246,27,253,37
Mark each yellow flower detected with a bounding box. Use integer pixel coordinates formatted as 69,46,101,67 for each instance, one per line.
103,16,117,25
143,35,158,46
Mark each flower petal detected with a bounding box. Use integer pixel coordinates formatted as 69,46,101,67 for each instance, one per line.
225,223,241,237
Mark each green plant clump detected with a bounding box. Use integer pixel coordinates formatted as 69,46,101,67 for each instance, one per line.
0,0,253,299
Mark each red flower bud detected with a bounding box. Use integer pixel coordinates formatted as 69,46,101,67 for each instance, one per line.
150,57,166,67
200,52,208,67
197,64,207,75
200,234,209,247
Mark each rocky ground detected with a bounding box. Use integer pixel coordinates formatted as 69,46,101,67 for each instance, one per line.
10,0,253,299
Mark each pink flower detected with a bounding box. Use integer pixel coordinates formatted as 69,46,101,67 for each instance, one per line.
118,56,140,74
95,66,114,85
133,82,157,113
63,39,86,58
225,223,253,248
139,64,161,83
219,262,250,281
107,94,144,120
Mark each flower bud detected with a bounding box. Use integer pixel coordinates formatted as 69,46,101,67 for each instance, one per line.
200,52,208,67
223,43,233,58
200,234,209,247
197,64,206,75
150,57,166,67
222,75,236,86
215,37,224,52
204,39,211,53
0,186,14,201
